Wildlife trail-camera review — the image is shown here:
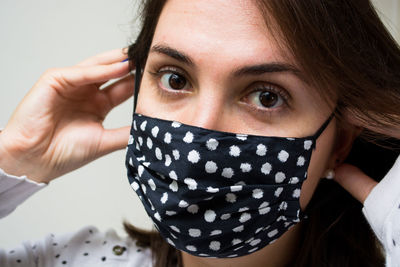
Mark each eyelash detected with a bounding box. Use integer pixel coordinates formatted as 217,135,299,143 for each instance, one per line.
147,65,291,112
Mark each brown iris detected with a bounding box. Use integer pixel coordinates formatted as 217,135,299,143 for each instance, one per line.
259,91,278,108
168,73,186,90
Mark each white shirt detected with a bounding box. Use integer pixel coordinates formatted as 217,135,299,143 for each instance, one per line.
0,156,399,266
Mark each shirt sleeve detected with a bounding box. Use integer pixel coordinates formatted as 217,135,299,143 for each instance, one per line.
362,155,400,267
0,168,46,219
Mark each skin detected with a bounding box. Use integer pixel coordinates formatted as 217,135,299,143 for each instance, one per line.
135,0,356,266
0,0,397,266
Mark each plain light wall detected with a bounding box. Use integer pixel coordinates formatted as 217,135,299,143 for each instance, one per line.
0,0,399,250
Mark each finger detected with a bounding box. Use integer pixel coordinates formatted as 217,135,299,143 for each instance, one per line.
50,61,130,89
77,48,129,67
334,163,378,204
98,126,131,155
100,74,134,112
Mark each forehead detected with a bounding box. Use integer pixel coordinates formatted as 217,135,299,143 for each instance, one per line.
152,0,292,66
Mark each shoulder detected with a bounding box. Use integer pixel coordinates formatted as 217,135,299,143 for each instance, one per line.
1,225,153,267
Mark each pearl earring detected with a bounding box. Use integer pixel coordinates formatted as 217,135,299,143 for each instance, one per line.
324,169,335,180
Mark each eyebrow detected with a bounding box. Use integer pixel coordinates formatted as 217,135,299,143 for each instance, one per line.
150,44,303,79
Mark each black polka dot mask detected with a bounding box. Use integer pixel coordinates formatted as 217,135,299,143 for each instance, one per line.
125,113,333,258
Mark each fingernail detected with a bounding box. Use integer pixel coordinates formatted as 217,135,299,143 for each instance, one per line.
324,169,335,179
121,58,129,62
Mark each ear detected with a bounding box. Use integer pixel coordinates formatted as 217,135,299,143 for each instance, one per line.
328,124,362,169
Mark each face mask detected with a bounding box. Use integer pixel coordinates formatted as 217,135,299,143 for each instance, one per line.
125,111,333,258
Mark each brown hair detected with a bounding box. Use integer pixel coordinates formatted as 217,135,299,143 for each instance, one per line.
126,0,400,266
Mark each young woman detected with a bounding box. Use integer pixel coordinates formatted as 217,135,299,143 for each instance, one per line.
0,0,399,266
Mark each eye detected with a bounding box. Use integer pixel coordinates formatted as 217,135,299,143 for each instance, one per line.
247,86,285,109
160,72,189,90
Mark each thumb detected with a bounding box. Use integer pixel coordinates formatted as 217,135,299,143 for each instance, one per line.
98,126,131,155
334,163,378,204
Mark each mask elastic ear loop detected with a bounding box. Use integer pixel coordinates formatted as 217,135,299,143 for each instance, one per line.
133,58,142,113
311,111,336,150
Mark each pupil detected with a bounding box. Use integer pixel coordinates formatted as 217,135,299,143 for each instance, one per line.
259,91,278,107
169,74,186,90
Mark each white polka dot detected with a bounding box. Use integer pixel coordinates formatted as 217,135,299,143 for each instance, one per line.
135,143,140,151
169,181,178,192
230,185,243,192
232,239,242,246
169,171,178,180
209,241,221,251
255,227,263,234
143,161,150,167
304,140,313,150
278,150,289,162
131,181,139,191
277,215,287,221
179,200,189,208
297,156,305,166
240,163,252,173
289,177,299,184
206,138,219,151
148,179,156,191
184,178,198,190
129,157,133,166
183,131,194,143
155,147,162,160
261,162,272,175
233,246,244,251
206,186,219,193
161,192,168,204
172,149,180,160
274,187,283,197
141,184,147,194
248,247,258,253
229,145,241,157
236,134,247,141
128,135,134,145
154,212,161,221
140,120,147,131
164,132,172,144
138,165,144,177
205,161,218,173
137,155,145,162
189,229,201,237
267,229,278,238
133,120,137,131
225,193,237,203
279,201,288,210
221,168,234,178
233,225,244,232
227,254,238,258
210,230,222,236
220,213,231,220
138,137,143,146
187,150,201,163
166,210,176,216
186,245,197,252
146,137,153,149
252,189,263,199
250,239,261,246
187,204,199,214
256,144,267,156
204,210,216,222
292,189,301,198
259,202,271,215
167,238,175,246
239,213,251,223
165,154,172,166
151,126,159,137
275,172,286,183
239,207,249,212
172,121,182,128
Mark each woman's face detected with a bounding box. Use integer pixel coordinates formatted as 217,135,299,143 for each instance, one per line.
136,0,336,212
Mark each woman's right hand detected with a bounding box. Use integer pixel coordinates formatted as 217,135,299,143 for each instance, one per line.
0,49,134,184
